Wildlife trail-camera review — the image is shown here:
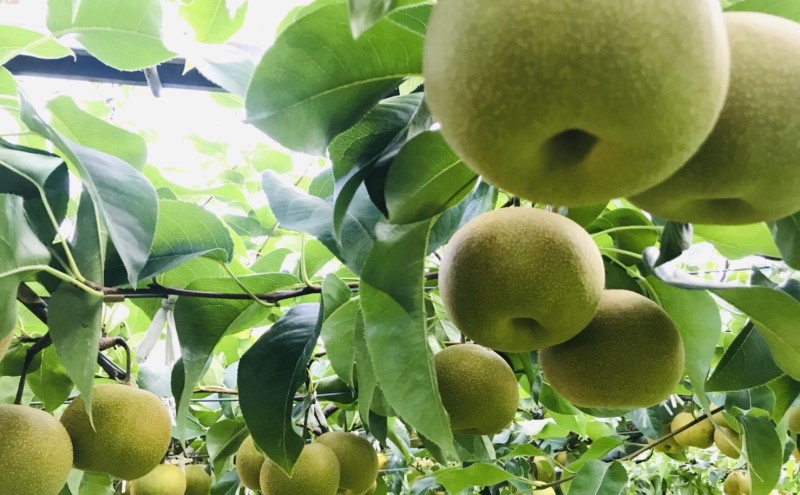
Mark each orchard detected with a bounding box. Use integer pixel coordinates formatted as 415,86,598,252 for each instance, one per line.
1,0,800,494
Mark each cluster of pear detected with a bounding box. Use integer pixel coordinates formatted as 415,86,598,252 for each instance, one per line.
664,411,742,458
0,383,173,495
236,431,380,495
128,464,211,495
438,208,685,416
424,1,800,225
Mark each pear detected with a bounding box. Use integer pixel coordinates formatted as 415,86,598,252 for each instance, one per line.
235,435,265,491
439,208,604,352
259,443,340,495
60,383,172,480
130,464,186,495
316,431,378,495
0,404,73,495
632,12,800,224
424,0,729,206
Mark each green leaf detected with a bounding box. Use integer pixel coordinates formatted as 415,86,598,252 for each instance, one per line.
385,131,477,224
767,375,800,421
740,414,782,495
179,0,247,43
206,418,248,476
567,460,627,495
181,43,256,98
329,93,428,237
428,181,497,253
0,25,73,64
46,96,148,171
768,212,800,269
567,437,625,474
172,273,300,438
320,299,360,387
238,303,321,474
25,346,73,412
360,220,454,455
589,209,658,265
725,0,800,22
104,200,234,286
0,139,69,244
49,192,105,420
648,277,721,398
706,322,784,392
0,194,51,339
210,469,239,495
694,223,781,260
245,1,430,154
262,170,380,274
20,93,158,286
46,0,176,71
433,463,517,493
654,221,692,267
713,288,800,381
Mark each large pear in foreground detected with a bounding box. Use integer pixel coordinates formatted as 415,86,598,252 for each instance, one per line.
316,432,378,495
438,208,604,352
235,435,265,491
423,0,730,206
632,13,800,224
540,290,684,409
60,384,173,480
0,405,73,495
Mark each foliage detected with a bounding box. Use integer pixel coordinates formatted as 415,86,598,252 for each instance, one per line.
0,1,799,494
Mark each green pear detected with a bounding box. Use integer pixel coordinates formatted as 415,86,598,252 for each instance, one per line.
130,465,186,495
435,343,519,435
316,432,378,495
184,465,212,495
0,405,73,495
787,404,800,434
60,383,173,480
438,208,604,352
671,412,714,449
423,0,729,206
531,456,556,483
259,443,340,495
631,12,800,224
235,435,265,491
723,471,751,495
540,290,684,409
714,426,742,459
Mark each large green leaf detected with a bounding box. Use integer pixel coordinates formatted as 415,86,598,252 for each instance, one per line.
725,0,800,21
0,140,69,244
740,414,782,495
181,43,256,98
432,464,517,493
360,220,454,454
385,131,477,224
46,96,148,172
104,200,234,286
49,192,105,419
567,460,627,495
320,298,360,387
46,0,175,70
694,223,781,260
0,25,72,64
644,248,800,381
706,322,784,392
206,418,248,476
714,288,800,381
262,170,380,274
329,93,428,237
20,93,158,286
25,346,73,412
172,273,300,438
245,1,430,154
238,303,321,474
648,277,721,398
769,212,800,269
179,0,247,43
0,194,51,339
